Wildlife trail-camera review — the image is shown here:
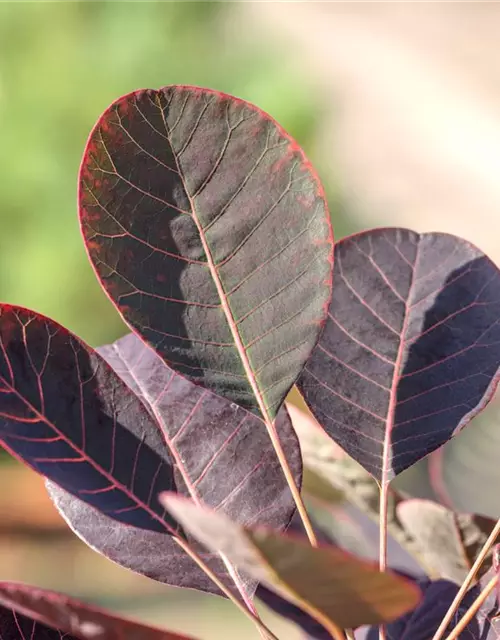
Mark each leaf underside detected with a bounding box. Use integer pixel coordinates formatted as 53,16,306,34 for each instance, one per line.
79,85,333,419
298,228,500,482
48,333,301,596
0,582,194,640
0,305,179,534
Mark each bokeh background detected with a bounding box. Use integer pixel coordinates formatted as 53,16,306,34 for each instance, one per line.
1,2,499,639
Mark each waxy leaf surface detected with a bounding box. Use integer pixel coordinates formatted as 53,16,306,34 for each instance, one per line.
298,229,500,482
79,85,333,419
0,305,179,534
161,494,420,632
0,582,195,640
48,333,301,595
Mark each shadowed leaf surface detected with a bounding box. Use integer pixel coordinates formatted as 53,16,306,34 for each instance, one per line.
0,582,195,640
397,499,499,584
48,333,301,596
395,397,500,521
366,579,495,640
0,305,179,534
298,228,500,482
0,603,78,640
79,85,333,419
161,494,421,632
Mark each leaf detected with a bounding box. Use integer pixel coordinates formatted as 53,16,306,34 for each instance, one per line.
47,332,301,595
0,582,195,640
78,86,333,420
365,579,494,640
257,570,420,640
0,602,79,640
0,305,179,534
397,499,500,584
160,494,421,631
298,228,500,482
395,396,500,520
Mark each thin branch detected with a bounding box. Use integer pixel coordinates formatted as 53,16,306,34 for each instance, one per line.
172,536,279,640
431,517,500,640
444,574,497,640
378,480,389,640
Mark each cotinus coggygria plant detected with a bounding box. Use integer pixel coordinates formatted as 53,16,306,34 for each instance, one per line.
0,86,500,640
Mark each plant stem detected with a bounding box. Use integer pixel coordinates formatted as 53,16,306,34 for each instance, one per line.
431,517,500,640
378,481,389,640
220,552,271,640
265,420,318,546
443,574,497,640
173,536,279,640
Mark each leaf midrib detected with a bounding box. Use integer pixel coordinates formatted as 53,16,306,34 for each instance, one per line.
382,239,422,485
155,94,271,424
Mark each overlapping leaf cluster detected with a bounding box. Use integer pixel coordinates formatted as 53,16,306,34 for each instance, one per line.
0,86,500,640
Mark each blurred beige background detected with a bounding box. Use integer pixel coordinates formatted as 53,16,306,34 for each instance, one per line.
240,2,500,265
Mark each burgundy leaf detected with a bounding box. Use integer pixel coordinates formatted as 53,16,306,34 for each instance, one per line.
365,579,494,640
0,582,195,639
0,603,78,640
0,305,179,534
48,333,301,596
298,229,500,482
78,85,333,419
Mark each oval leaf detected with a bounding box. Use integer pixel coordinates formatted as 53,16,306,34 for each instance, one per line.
0,305,179,534
0,582,195,640
298,229,500,482
48,332,301,595
79,86,333,419
160,494,421,632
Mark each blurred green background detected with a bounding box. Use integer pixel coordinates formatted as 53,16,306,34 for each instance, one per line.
0,3,344,639
0,0,343,349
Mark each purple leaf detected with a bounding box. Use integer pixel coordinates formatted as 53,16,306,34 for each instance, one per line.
0,603,79,640
298,229,500,482
47,333,301,596
366,579,495,640
0,581,195,639
79,86,333,419
0,305,179,534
